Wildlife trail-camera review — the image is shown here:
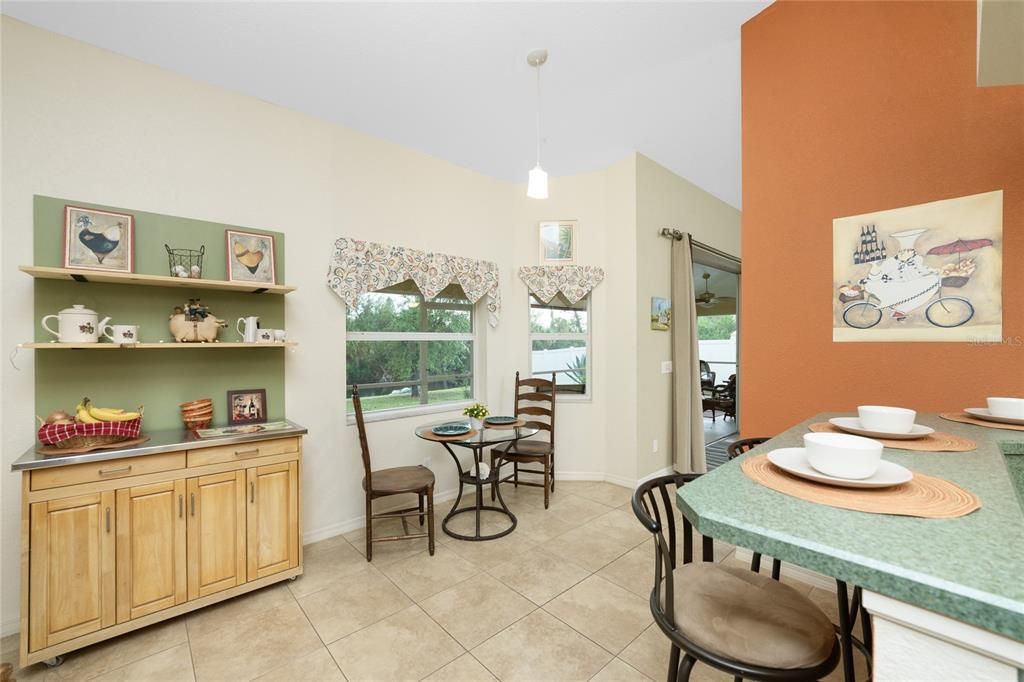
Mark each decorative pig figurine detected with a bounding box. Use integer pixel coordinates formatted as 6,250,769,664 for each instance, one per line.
168,301,228,342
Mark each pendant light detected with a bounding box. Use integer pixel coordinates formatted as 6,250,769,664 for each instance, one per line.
526,49,549,199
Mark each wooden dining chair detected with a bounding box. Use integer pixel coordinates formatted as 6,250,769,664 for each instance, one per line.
632,474,840,682
490,371,557,508
352,385,435,561
727,437,782,580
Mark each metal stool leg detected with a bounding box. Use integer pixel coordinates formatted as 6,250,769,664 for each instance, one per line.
676,654,695,682
836,580,855,682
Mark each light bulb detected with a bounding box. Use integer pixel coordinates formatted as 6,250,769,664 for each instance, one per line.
527,164,548,199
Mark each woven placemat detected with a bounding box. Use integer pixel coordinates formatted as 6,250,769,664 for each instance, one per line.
419,428,479,442
741,454,980,518
808,423,976,452
940,412,1024,432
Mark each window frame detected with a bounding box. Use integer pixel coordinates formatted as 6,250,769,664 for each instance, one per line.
345,288,482,424
527,292,592,401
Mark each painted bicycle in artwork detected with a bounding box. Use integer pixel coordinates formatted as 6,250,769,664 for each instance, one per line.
839,228,987,330
831,191,1003,342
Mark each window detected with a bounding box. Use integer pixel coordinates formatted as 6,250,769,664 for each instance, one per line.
529,292,590,396
346,280,475,415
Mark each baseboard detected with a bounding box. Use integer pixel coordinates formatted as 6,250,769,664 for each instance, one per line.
732,548,838,592
301,471,619,544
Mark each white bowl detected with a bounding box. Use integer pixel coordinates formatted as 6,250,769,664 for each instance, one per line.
803,433,883,480
987,397,1024,419
857,405,916,434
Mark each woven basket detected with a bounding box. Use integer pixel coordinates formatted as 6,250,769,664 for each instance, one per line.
37,411,143,448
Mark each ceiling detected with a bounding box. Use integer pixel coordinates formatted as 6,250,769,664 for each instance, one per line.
2,1,768,209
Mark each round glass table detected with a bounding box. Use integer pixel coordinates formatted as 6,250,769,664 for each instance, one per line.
415,419,539,541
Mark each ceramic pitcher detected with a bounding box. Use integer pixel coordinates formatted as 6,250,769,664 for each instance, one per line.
236,316,260,343
42,305,111,343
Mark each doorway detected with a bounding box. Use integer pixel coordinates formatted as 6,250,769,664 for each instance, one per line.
691,244,741,468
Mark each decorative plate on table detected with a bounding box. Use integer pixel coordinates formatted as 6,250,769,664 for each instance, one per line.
767,448,913,489
484,416,518,425
431,423,471,436
828,417,935,440
963,408,1024,426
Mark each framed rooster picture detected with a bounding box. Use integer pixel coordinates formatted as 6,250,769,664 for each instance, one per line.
225,229,276,284
64,205,135,273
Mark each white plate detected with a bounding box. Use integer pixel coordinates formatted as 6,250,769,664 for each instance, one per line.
828,417,935,440
964,408,1024,426
766,448,913,489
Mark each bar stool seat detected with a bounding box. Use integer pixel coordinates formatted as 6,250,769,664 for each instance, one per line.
667,563,835,670
363,465,434,494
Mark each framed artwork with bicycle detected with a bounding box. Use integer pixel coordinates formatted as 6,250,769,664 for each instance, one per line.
832,191,1003,343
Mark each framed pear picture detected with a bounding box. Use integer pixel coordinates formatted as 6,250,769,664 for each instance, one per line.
225,229,276,284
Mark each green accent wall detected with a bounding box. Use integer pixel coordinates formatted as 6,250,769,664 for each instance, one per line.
33,196,288,430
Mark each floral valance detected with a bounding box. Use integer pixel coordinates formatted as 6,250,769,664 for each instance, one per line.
327,238,502,326
518,265,605,304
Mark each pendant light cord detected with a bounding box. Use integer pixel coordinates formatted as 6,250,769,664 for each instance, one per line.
535,63,542,166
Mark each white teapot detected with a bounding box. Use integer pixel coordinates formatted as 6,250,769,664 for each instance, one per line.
42,305,111,343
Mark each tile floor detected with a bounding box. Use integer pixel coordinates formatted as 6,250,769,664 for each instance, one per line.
1,480,866,682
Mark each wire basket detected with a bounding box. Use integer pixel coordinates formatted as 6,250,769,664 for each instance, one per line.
166,244,205,279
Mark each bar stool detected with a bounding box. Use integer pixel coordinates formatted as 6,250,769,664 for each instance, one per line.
632,474,840,681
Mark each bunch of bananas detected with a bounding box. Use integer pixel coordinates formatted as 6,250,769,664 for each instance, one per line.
75,397,142,424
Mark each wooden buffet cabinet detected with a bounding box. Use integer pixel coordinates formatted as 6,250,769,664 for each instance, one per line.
14,427,305,668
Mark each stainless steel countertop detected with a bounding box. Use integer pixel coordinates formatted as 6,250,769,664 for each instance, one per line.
11,420,308,471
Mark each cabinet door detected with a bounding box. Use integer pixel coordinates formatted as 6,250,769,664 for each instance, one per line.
247,462,299,581
116,480,187,622
29,492,116,652
186,471,246,600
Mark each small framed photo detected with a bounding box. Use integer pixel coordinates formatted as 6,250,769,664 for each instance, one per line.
651,297,672,331
64,205,135,273
539,220,578,265
226,229,276,284
227,389,268,426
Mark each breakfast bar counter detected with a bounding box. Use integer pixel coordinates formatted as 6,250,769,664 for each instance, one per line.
677,413,1024,679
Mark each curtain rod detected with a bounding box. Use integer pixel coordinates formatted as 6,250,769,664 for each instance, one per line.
659,229,740,264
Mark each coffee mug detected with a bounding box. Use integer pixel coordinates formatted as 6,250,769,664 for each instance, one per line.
256,329,274,343
102,324,140,345
273,329,287,342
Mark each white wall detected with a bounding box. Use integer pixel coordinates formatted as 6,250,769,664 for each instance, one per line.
634,154,742,478
0,18,673,635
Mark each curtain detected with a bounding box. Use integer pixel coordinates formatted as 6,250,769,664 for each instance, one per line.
326,237,501,326
672,234,707,474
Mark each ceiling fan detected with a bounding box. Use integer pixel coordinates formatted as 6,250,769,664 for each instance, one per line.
695,272,736,308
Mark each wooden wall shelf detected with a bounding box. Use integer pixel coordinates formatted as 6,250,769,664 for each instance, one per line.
21,342,297,350
20,265,296,295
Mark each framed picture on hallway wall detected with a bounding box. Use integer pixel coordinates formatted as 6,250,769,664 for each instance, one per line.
832,190,1003,343
539,220,578,264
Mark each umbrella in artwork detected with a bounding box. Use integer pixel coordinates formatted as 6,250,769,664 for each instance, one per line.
926,238,994,265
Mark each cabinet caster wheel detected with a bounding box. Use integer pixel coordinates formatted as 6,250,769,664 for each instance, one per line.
289,576,298,581
43,656,64,668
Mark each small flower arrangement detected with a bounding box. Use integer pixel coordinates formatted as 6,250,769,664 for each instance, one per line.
463,403,489,420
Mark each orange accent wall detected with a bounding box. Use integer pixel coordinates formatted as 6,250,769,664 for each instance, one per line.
739,1,1024,436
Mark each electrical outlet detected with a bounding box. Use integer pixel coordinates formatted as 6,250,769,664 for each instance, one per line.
661,361,673,374
652,439,659,453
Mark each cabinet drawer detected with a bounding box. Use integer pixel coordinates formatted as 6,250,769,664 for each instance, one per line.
31,452,186,491
186,437,299,468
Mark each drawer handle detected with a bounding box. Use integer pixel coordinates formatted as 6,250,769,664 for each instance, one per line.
234,448,261,458
98,465,132,476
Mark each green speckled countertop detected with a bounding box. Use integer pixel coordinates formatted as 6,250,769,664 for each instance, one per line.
677,413,1024,642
